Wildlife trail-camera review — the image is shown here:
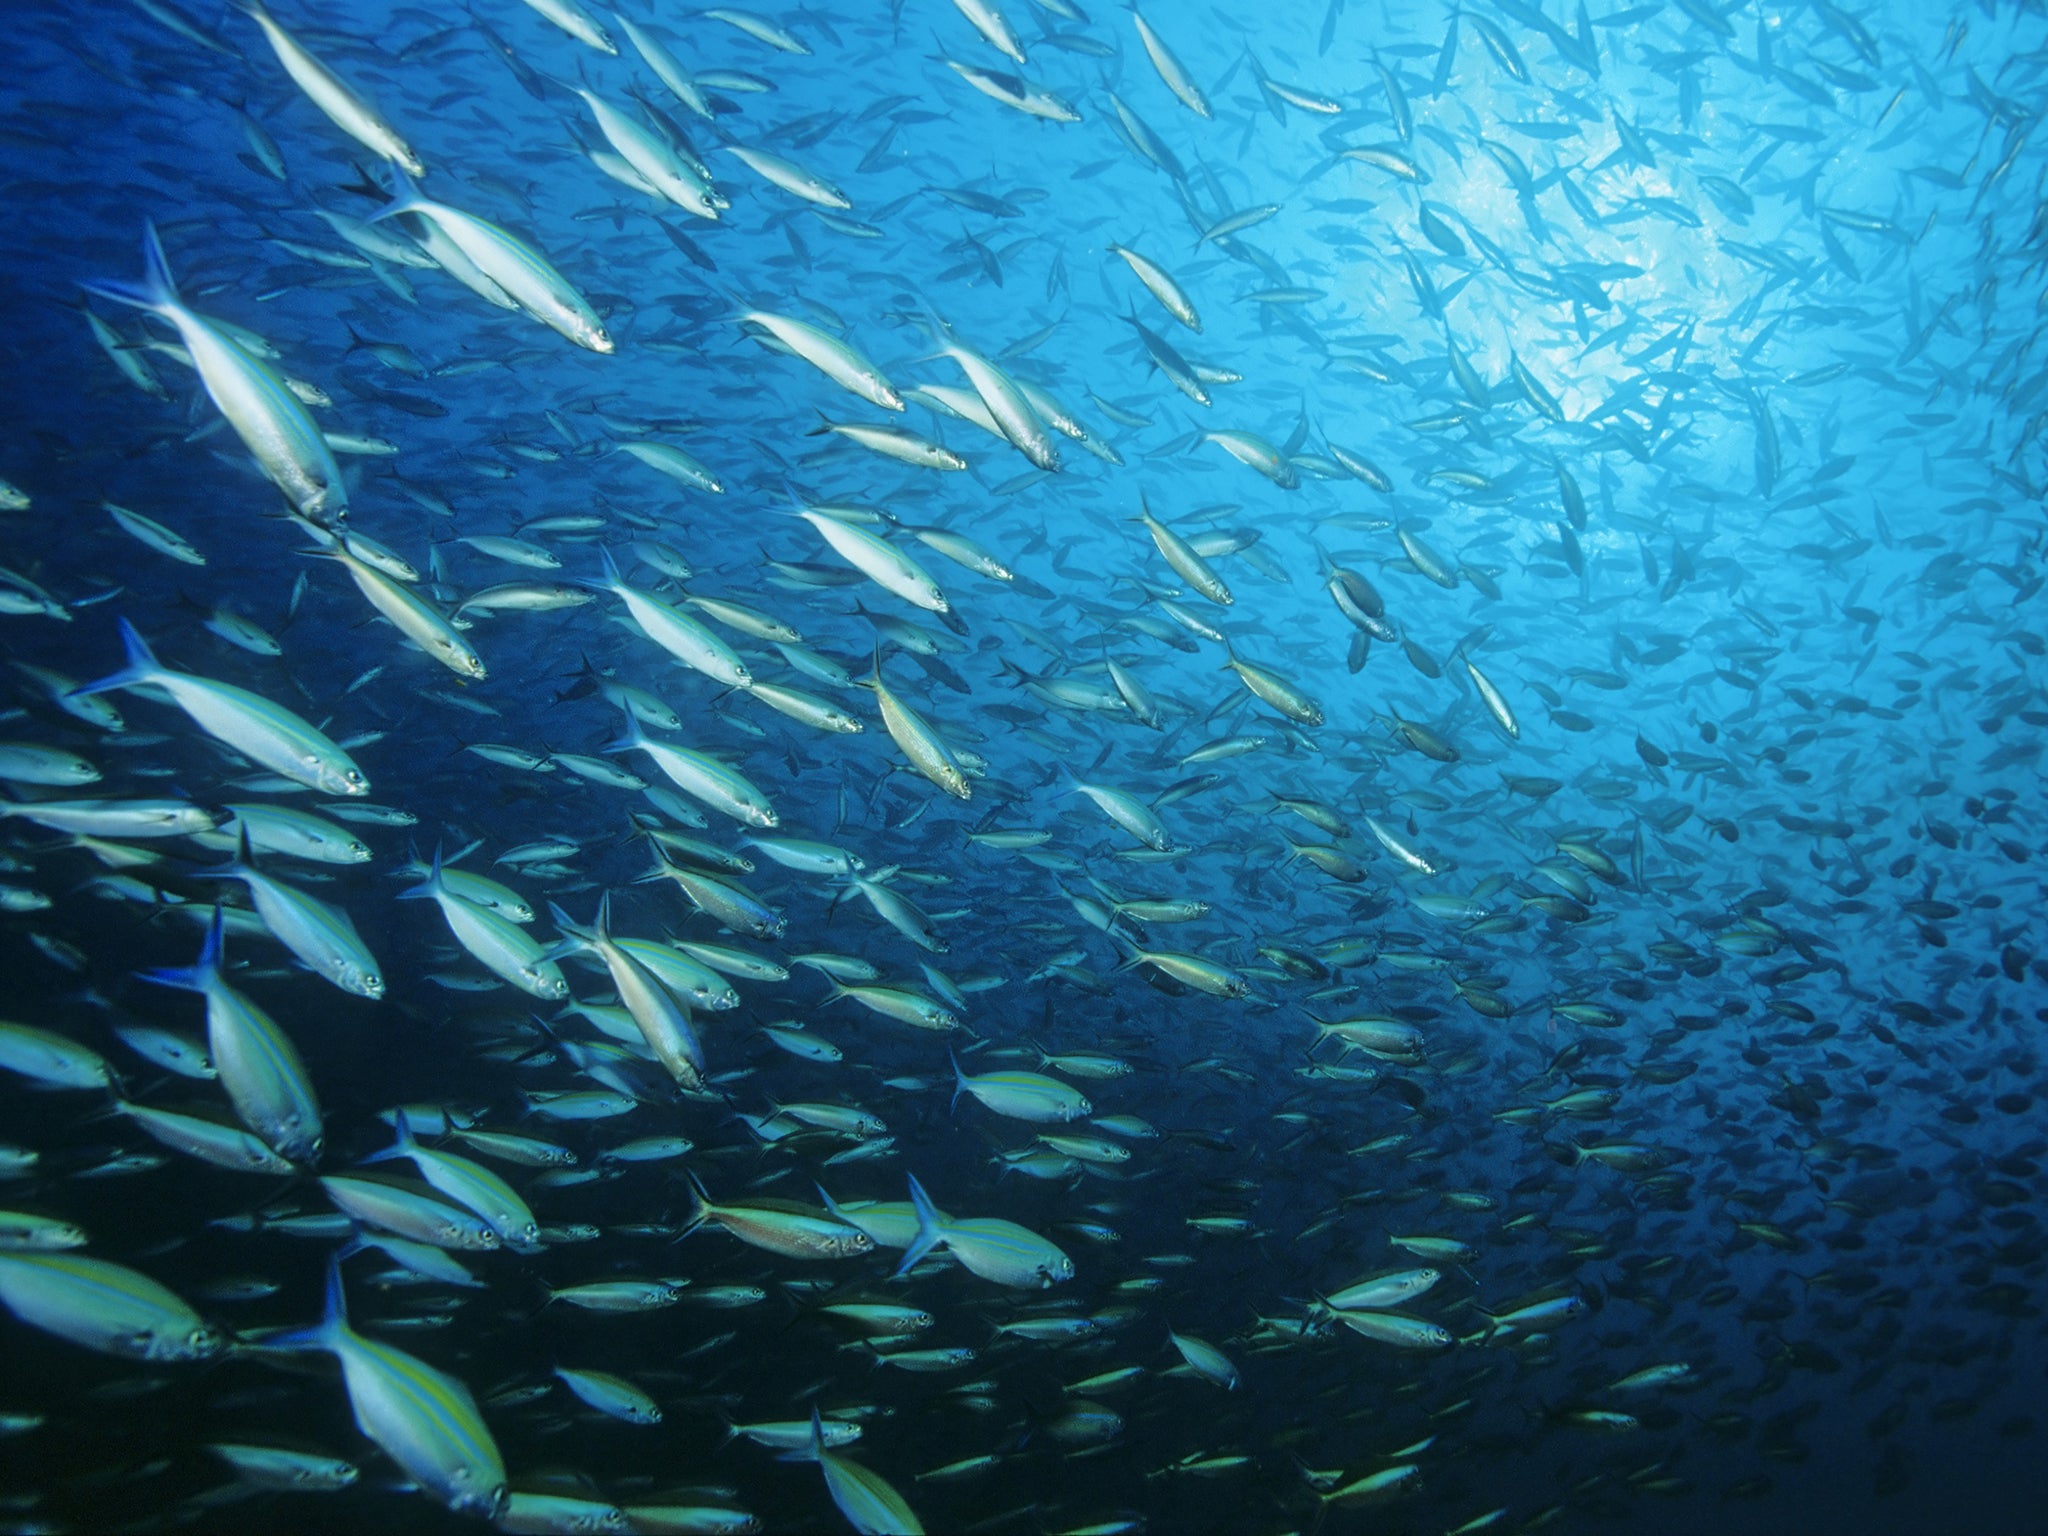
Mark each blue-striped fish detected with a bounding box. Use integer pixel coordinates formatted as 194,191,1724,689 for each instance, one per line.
262,1259,506,1518
369,168,612,353
81,223,345,522
400,849,566,999
74,619,367,797
234,0,423,173
796,1408,923,1535
895,1175,1074,1289
0,1251,222,1362
138,908,323,1163
197,831,384,999
548,895,708,1089
360,1112,540,1252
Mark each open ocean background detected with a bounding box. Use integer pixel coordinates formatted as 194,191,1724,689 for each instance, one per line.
1,0,2046,1531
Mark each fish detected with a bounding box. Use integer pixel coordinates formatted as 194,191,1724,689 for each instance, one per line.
0,744,99,788
234,0,423,174
951,1053,1091,1123
683,1173,873,1261
548,895,708,1089
800,511,949,613
196,830,383,998
575,88,723,221
360,1111,539,1251
591,546,750,688
0,1251,222,1361
896,1174,1073,1289
796,1408,923,1535
868,651,970,799
261,1258,506,1518
138,908,323,1163
312,528,486,681
400,849,568,998
75,618,368,796
1131,7,1210,118
104,502,205,566
368,168,611,353
82,223,345,522
207,1442,360,1491
740,311,901,409
1108,243,1201,331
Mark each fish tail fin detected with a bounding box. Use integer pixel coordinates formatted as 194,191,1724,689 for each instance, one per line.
812,1180,852,1227
71,616,162,698
80,221,180,314
78,275,161,314
631,845,676,885
193,822,259,886
948,1049,967,1113
264,1252,347,1353
679,1169,714,1237
799,1407,828,1465
705,277,751,318
317,1253,347,1332
359,1107,418,1166
333,1219,373,1266
555,652,605,700
523,1011,565,1053
909,293,952,343
1308,1484,1334,1536
539,908,589,964
82,1096,130,1128
137,904,228,993
546,900,593,942
600,714,646,755
396,842,444,901
894,1173,946,1279
364,162,424,225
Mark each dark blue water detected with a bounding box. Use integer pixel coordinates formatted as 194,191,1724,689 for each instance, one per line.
0,1,2044,1532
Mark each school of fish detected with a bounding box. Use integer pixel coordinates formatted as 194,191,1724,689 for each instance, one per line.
0,0,2043,1531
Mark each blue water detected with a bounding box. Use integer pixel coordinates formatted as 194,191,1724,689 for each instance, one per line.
1,0,2045,1532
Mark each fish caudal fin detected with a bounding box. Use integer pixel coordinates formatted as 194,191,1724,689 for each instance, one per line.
70,617,164,698
79,221,180,314
396,844,444,902
364,162,425,225
136,905,227,994
894,1173,947,1279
